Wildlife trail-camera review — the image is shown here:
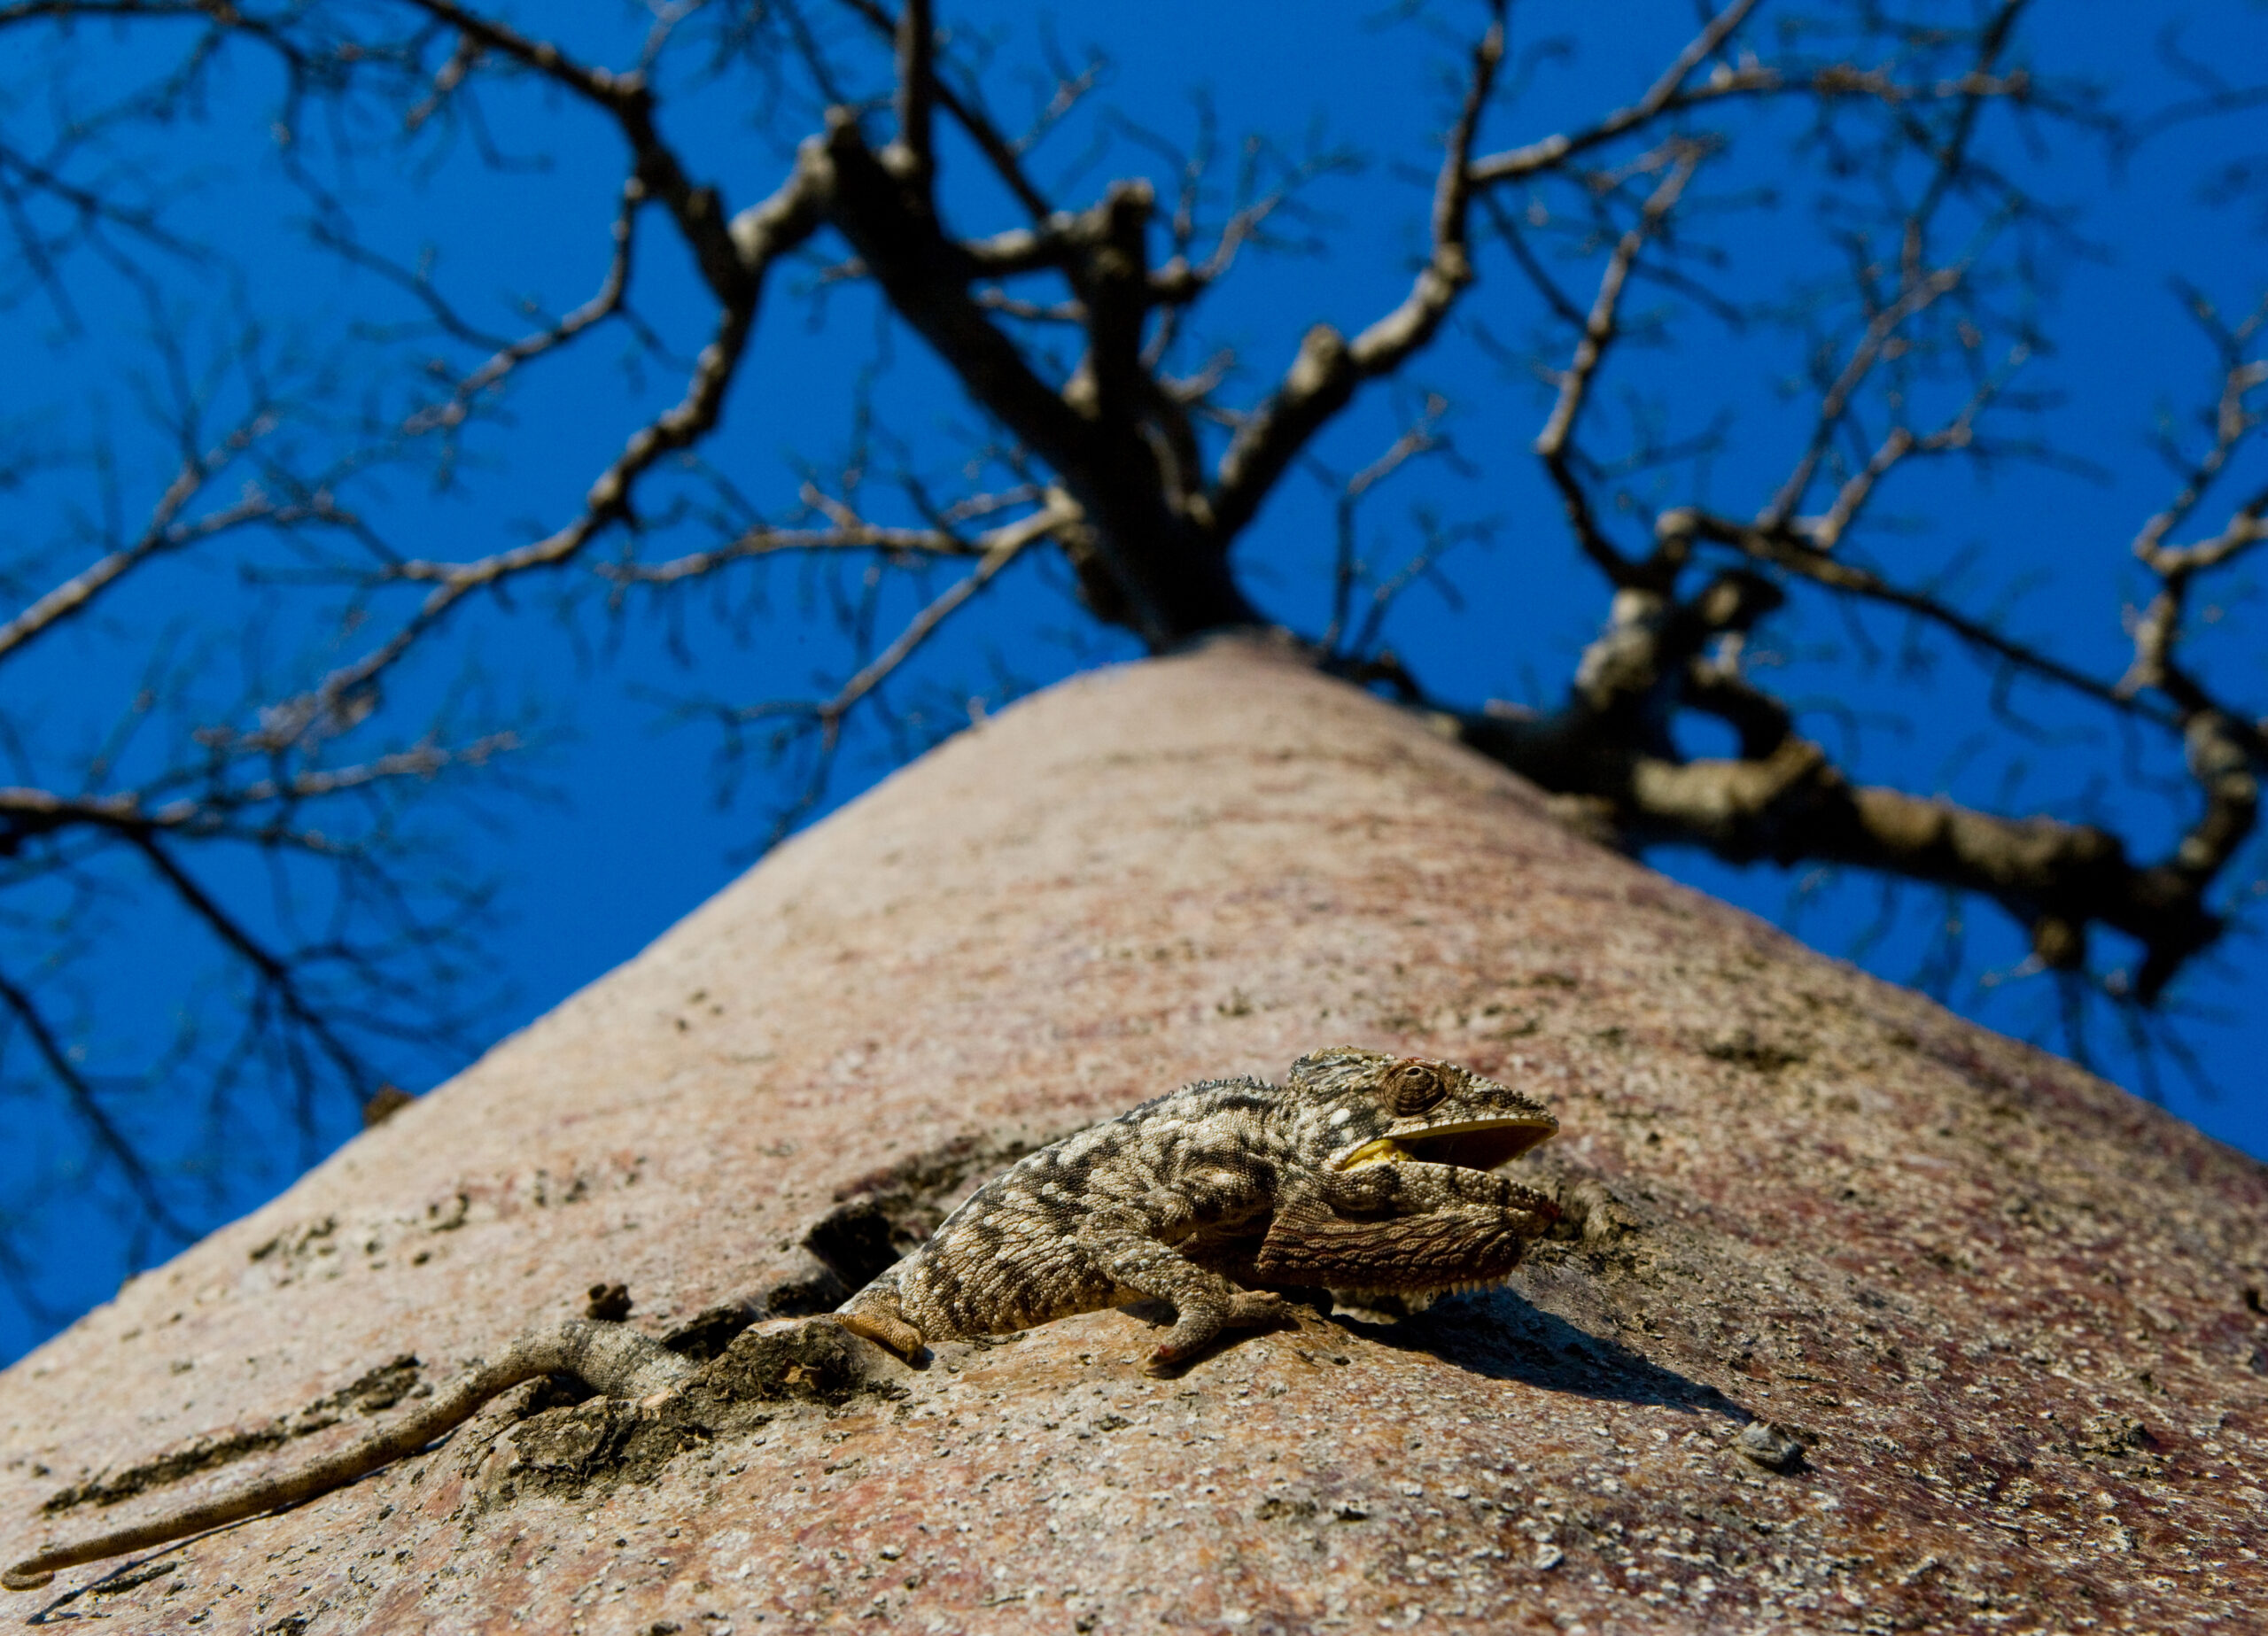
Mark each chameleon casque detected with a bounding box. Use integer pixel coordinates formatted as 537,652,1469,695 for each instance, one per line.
5,1048,1557,1591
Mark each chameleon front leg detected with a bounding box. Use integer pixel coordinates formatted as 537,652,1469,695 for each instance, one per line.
4,1319,695,1593
1254,1164,1558,1293
1310,1159,1558,1221
1075,1201,1289,1375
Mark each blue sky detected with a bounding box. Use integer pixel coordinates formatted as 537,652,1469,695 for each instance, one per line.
3,0,2264,1361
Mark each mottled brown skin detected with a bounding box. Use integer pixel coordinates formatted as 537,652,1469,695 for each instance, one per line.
5,1049,1555,1593
835,1048,1559,1372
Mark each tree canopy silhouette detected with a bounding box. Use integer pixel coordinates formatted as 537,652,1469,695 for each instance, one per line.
0,0,2261,1350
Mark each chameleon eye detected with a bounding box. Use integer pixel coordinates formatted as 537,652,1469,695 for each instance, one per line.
1382,1060,1446,1116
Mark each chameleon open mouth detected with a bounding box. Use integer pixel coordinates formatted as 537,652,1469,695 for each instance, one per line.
1335,1116,1557,1173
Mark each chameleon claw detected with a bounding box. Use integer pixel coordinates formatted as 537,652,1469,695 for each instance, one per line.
832,1306,926,1361
1225,1290,1294,1328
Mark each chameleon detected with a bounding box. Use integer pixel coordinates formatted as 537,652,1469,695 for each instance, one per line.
832,1045,1560,1366
4,1047,1557,1592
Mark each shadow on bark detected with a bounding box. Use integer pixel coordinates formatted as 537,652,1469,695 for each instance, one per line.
1355,1287,1744,1418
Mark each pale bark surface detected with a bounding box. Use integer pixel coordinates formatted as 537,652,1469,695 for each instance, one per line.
0,639,2260,1633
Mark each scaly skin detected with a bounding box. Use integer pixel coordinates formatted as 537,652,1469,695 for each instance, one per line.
835,1047,1559,1372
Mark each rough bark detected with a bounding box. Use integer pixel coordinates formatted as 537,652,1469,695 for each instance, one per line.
0,639,2259,1633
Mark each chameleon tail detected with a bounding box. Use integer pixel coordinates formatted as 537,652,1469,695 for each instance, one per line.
3,1319,695,1592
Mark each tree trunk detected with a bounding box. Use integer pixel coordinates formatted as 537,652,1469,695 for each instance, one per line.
2,637,2260,1633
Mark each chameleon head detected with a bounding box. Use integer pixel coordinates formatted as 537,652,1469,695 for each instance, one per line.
1284,1047,1557,1173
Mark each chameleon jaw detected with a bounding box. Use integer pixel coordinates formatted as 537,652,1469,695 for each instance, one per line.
1332,1115,1557,1172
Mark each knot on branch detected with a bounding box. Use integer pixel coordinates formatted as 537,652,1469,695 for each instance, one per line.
1286,325,1351,399
1628,738,1831,845
2174,710,2260,879
1101,178,1155,231
245,682,382,753
1571,572,1783,732
1573,588,1671,712
1692,570,1783,634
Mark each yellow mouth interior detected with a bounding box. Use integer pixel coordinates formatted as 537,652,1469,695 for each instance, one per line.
1340,1136,1413,1169
1333,1118,1555,1172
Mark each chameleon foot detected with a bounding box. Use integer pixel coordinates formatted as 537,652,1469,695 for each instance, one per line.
833,1306,926,1361
1142,1290,1296,1375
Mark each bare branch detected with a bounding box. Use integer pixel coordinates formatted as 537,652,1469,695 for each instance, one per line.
402,174,650,438
1531,143,1705,587
0,971,194,1242
1436,588,2225,1002
1467,0,2051,188
0,416,338,666
604,522,987,588
0,735,517,848
400,0,756,305
836,0,1055,220
126,835,371,1091
1758,264,1965,531
1208,4,1503,547
1472,0,1760,185
298,147,828,712
889,0,936,184
814,490,1075,727
1664,508,2166,729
